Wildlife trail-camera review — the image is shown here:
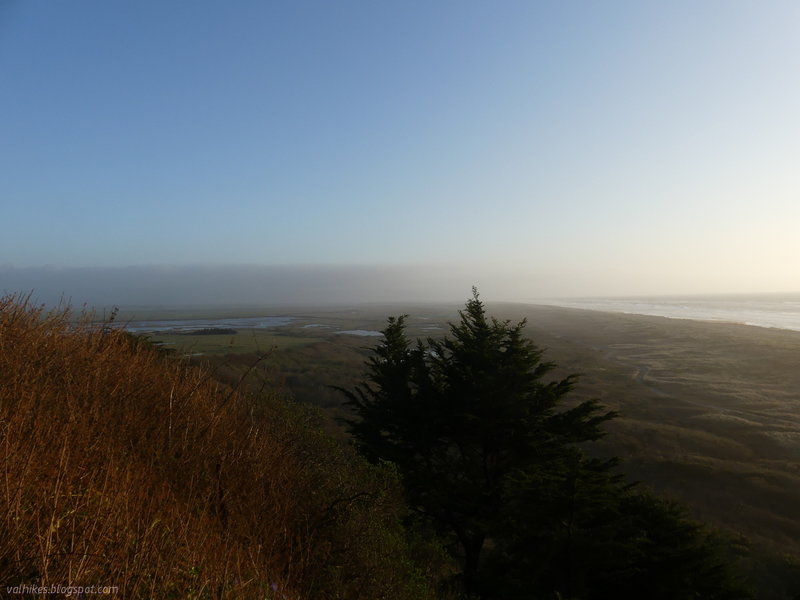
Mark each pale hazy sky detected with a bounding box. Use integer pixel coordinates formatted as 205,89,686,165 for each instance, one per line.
2,1,799,304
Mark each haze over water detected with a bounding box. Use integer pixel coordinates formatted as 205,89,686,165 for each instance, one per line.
548,294,800,332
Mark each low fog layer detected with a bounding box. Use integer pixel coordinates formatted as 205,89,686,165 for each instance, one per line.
0,265,532,308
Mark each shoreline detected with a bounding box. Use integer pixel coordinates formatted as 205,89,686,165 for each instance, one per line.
533,299,800,333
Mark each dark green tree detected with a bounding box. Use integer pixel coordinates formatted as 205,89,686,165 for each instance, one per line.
484,463,751,599
340,290,750,599
339,289,615,596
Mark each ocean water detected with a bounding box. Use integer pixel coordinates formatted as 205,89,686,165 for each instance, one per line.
546,294,800,332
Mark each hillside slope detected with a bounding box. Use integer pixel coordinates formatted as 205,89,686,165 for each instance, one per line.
0,296,436,599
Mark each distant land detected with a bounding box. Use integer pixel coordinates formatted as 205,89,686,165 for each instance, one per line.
103,297,800,562
107,292,800,334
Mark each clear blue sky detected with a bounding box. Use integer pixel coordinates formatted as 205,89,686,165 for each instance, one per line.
2,0,799,301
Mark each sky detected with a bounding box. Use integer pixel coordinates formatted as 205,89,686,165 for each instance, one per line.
2,0,799,305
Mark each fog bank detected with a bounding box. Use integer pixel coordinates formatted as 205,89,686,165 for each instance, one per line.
0,264,523,308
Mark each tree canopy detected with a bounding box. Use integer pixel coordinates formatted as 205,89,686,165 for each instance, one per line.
339,289,750,599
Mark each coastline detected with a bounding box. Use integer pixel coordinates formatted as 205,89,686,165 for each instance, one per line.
491,303,800,556
539,296,800,333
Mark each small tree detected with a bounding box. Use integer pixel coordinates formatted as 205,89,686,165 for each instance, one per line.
339,289,616,595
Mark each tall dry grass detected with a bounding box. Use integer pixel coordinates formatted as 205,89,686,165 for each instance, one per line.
0,295,434,599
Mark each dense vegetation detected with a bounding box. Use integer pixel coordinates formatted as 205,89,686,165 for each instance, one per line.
185,327,238,335
339,290,752,599
0,295,437,599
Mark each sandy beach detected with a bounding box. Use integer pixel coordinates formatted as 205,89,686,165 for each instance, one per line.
488,303,800,556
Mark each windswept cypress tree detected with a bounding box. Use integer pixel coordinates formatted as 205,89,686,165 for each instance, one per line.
340,290,751,599
340,289,615,595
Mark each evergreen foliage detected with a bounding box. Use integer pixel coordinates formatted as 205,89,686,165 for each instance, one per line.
340,289,751,599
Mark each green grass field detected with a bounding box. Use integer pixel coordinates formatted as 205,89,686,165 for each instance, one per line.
132,304,454,357
146,330,319,355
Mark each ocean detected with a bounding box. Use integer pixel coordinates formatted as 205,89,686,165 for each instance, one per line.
545,294,800,333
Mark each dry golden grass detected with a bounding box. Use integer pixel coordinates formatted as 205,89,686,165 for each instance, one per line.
0,295,434,599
